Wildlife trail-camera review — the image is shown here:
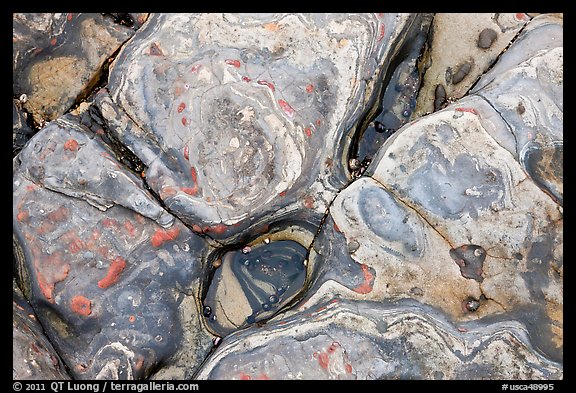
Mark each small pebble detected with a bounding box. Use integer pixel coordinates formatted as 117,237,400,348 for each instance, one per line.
477,28,498,49
452,61,472,85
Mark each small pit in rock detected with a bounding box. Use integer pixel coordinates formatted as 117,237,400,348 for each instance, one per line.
203,240,308,337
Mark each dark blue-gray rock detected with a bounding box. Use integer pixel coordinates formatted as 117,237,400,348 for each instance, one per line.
13,281,71,380
13,116,213,379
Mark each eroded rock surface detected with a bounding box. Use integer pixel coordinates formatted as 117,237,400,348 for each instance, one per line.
13,13,562,380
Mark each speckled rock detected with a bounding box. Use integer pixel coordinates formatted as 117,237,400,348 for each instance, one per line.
13,13,139,126
414,13,530,117
13,281,71,380
13,115,213,379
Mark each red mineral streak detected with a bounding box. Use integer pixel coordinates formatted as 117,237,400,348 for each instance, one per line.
181,117,188,126
190,167,198,183
67,13,73,21
455,107,478,115
278,99,295,117
304,127,312,137
333,221,341,233
124,220,136,237
345,363,353,374
67,237,85,254
160,186,178,198
238,372,251,380
242,76,252,82
279,191,287,197
181,186,198,196
102,218,118,228
192,224,202,233
378,24,386,41
303,195,314,209
317,352,329,369
70,295,92,316
177,102,186,113
354,264,374,294
183,145,189,160
203,224,227,235
151,227,180,247
515,13,528,21
257,80,275,91
98,257,127,289
50,38,57,46
225,59,241,68
190,64,201,73
306,84,314,93
17,210,29,222
47,206,69,222
34,251,70,302
129,315,136,323
64,139,79,152
316,119,322,126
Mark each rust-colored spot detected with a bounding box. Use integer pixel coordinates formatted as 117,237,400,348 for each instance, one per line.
98,257,127,289
278,99,295,117
203,224,227,235
181,186,198,196
177,102,186,113
134,355,145,371
279,191,287,197
102,218,118,228
304,127,312,137
306,84,314,93
455,107,478,115
70,295,92,316
354,264,375,294
378,24,386,41
50,38,57,46
225,59,241,68
192,224,202,233
238,372,251,380
257,80,275,91
63,139,79,152
181,117,188,126
333,221,341,233
263,22,279,31
303,195,314,209
124,220,136,237
129,315,136,323
317,352,329,369
68,237,85,254
515,13,528,21
174,86,184,97
151,227,180,247
160,186,178,198
149,42,164,56
316,119,322,126
67,13,73,21
242,76,252,82
47,206,69,222
345,363,353,373
183,145,189,160
190,64,201,73
17,210,29,222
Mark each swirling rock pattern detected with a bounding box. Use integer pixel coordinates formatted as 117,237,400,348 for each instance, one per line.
196,298,562,380
105,13,417,241
13,13,562,380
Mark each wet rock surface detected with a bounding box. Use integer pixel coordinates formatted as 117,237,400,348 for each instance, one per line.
13,13,562,380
